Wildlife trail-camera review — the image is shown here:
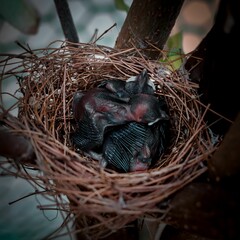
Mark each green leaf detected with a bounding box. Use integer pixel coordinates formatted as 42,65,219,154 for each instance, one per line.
114,0,129,12
0,0,39,34
166,50,184,71
160,31,184,70
167,31,183,50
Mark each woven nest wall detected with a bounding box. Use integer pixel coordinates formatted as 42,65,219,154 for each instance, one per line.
0,41,217,239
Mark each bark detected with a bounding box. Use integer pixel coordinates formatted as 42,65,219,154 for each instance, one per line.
160,2,240,238
0,126,35,163
158,114,240,240
115,0,184,60
160,225,215,240
160,182,240,240
208,112,240,181
185,0,240,135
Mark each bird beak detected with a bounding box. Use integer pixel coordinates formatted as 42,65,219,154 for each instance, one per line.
126,69,148,84
137,69,148,85
138,68,156,91
148,118,160,126
148,112,169,126
140,68,148,78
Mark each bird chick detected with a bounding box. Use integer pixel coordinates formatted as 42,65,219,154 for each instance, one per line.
98,68,155,99
125,68,155,95
102,122,151,172
87,116,169,173
72,88,168,152
98,78,130,101
71,69,170,172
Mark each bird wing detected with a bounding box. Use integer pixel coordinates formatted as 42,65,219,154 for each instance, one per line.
72,111,105,151
72,88,132,152
103,122,148,172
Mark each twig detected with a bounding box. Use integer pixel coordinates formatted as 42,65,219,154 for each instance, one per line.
54,0,79,43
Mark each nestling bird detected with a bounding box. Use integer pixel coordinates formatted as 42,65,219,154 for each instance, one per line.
72,69,170,172
102,122,151,172
98,68,155,98
72,88,168,151
102,120,169,172
84,114,169,173
125,68,155,95
98,78,130,101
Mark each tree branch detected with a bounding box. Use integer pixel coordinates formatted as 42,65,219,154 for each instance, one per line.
208,112,240,181
54,0,79,43
115,0,184,60
160,182,240,240
159,2,240,238
0,126,35,163
185,0,240,135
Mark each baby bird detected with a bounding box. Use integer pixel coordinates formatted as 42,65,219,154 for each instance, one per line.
72,88,168,152
102,107,169,172
72,69,170,172
102,122,151,172
98,68,155,98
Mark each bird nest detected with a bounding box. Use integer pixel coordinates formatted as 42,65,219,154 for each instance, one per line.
0,41,218,239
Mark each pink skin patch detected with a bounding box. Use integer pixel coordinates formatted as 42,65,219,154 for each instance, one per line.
133,103,148,122
130,145,151,172
130,159,150,172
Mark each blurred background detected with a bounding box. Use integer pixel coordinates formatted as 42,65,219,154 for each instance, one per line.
0,0,219,239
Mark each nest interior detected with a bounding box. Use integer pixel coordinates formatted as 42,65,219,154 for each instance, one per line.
0,41,217,239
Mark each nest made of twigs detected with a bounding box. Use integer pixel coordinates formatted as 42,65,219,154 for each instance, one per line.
0,41,218,239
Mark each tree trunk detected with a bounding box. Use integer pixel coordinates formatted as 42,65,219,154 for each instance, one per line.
185,0,240,135
159,1,240,238
115,0,184,60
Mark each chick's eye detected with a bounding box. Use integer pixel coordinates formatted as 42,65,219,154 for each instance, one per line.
142,158,150,164
147,112,155,119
